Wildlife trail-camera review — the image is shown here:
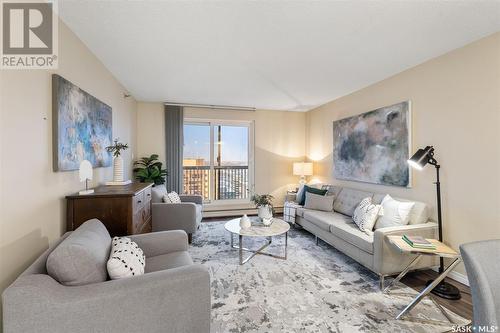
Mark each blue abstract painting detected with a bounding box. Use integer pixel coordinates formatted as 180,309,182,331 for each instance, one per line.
52,75,112,171
333,101,410,187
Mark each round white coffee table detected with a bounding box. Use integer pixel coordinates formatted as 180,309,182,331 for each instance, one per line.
225,217,290,265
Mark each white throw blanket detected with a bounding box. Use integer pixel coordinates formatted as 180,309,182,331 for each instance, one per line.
283,201,302,224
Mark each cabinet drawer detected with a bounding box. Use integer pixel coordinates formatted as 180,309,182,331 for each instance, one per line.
132,192,144,213
144,187,152,202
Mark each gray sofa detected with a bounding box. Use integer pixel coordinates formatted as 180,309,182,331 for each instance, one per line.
292,185,438,288
151,185,203,243
2,219,211,333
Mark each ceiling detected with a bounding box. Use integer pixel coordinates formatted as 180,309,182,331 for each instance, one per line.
59,1,500,111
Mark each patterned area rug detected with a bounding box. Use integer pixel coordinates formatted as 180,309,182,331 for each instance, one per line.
190,221,468,333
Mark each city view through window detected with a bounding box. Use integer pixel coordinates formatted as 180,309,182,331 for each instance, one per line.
183,123,250,201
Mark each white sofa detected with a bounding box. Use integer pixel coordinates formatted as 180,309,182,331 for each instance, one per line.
292,185,438,288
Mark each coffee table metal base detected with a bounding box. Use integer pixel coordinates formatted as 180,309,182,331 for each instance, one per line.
230,232,288,265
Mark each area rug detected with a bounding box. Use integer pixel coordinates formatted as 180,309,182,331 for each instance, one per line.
190,221,468,333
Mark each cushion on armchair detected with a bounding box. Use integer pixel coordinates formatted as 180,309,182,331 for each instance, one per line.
107,237,145,279
46,219,111,286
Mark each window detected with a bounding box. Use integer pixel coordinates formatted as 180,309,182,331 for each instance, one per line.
183,120,253,203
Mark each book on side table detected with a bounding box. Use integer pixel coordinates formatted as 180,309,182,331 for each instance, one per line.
402,235,436,250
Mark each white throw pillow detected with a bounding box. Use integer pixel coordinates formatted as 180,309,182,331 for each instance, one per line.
352,197,383,233
162,194,172,203
107,237,145,280
374,195,415,229
304,192,334,212
167,191,181,203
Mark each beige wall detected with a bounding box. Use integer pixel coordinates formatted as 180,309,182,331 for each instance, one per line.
0,19,137,307
136,106,307,208
305,32,500,276
137,102,166,165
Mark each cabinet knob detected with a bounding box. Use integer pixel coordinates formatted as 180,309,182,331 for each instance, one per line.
138,200,142,203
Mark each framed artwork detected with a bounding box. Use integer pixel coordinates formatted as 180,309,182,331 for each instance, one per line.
333,101,411,187
52,74,112,171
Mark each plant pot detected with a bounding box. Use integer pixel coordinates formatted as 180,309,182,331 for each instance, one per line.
113,156,124,182
258,205,273,220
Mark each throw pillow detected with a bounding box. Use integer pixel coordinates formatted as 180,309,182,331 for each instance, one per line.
162,194,172,203
374,195,415,229
352,197,383,233
107,237,145,280
46,219,111,286
304,192,334,212
296,184,305,203
167,191,181,203
298,185,328,206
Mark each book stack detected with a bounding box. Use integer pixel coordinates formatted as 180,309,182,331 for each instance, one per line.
402,235,436,250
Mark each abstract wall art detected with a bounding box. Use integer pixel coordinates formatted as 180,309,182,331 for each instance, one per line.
52,74,112,171
332,101,411,187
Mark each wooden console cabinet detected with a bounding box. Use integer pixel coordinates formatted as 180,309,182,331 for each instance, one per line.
66,183,153,236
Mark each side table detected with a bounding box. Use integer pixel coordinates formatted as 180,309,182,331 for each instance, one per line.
383,235,463,324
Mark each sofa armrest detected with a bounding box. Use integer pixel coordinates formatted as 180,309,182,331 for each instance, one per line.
373,222,439,276
180,195,203,205
2,265,211,333
152,202,198,233
129,230,188,256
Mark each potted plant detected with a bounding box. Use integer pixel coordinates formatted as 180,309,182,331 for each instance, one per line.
106,139,129,182
251,193,274,225
133,154,168,186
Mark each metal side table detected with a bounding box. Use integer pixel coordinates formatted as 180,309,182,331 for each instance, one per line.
383,235,464,325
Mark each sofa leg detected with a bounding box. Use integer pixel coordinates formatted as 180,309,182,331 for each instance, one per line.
188,233,193,244
379,275,385,290
315,236,319,246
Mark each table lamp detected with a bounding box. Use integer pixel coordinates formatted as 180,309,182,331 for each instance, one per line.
293,162,313,185
79,160,94,195
408,145,461,300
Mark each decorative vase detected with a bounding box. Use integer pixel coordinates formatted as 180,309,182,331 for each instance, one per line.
239,214,251,229
262,217,273,226
258,205,273,220
113,156,124,182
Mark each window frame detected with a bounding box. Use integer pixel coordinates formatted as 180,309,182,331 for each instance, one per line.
183,118,255,205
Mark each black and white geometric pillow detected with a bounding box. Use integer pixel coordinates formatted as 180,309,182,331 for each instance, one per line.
107,237,145,280
352,197,383,233
167,191,182,204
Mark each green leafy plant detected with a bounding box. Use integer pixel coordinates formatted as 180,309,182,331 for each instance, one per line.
251,193,274,208
133,154,168,185
106,139,129,157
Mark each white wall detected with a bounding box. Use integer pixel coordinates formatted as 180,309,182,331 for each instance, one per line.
0,20,137,309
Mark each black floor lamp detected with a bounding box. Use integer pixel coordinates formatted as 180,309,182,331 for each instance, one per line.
408,146,461,300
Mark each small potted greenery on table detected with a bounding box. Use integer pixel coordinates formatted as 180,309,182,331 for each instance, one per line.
251,193,274,225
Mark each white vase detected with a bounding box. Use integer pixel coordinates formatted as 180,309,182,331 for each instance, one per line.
258,205,273,220
239,214,251,229
113,156,124,182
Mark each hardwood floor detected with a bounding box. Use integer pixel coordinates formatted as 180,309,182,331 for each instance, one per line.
401,269,473,321
201,215,473,321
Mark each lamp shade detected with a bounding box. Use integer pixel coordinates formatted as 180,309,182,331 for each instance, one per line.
408,146,434,170
293,162,313,176
79,160,93,182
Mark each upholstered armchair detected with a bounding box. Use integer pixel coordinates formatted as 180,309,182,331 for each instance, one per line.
460,240,500,329
2,219,211,333
151,185,203,243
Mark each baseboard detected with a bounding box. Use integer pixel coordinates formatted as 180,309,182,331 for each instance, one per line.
203,207,284,218
431,266,469,286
